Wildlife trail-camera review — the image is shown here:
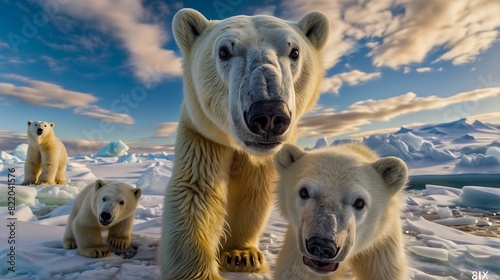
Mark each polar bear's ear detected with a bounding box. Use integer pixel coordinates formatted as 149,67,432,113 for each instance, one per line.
172,8,209,54
276,144,305,169
372,157,408,192
132,188,142,199
297,11,330,50
27,121,32,126
95,179,106,190
50,122,55,127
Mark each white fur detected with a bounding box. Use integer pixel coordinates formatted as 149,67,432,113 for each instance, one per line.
21,120,68,185
274,143,408,280
160,9,329,280
62,180,142,258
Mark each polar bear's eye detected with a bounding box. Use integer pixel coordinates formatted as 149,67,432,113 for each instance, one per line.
289,48,299,60
119,200,125,205
353,198,365,210
299,187,309,199
219,46,231,60
102,197,107,202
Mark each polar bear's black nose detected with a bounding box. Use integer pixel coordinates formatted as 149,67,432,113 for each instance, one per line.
306,237,339,260
100,212,112,221
36,128,43,134
245,101,290,137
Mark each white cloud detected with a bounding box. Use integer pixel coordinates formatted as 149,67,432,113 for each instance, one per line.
281,0,395,69
467,112,500,123
0,75,97,108
73,106,134,125
155,122,178,137
321,70,381,94
0,130,27,152
282,0,499,70
299,87,500,137
51,0,182,83
0,41,10,49
40,55,66,72
0,75,134,124
371,0,500,68
280,0,355,69
415,67,432,73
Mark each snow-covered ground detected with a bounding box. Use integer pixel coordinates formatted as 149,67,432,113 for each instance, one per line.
0,118,499,279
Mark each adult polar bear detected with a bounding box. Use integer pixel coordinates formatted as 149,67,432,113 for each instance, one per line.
160,9,329,279
21,120,67,185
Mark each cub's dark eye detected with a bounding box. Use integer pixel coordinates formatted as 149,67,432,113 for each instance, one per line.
289,48,299,60
34,124,38,126
219,46,231,60
102,197,107,202
299,187,309,199
44,125,47,127
353,198,365,210
119,201,125,205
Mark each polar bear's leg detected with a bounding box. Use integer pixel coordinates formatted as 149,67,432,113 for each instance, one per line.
62,219,77,249
219,153,274,273
159,126,233,280
21,147,41,185
107,218,133,250
55,156,67,185
73,223,109,258
38,152,57,185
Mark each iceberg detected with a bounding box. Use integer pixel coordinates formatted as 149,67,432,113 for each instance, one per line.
95,140,129,157
457,186,500,210
0,186,37,207
117,153,140,163
313,137,328,149
12,143,29,161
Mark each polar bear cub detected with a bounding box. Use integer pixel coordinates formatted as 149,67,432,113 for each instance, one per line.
274,143,408,280
22,120,68,185
62,180,142,258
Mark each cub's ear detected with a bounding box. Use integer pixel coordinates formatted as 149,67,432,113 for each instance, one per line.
372,157,408,192
132,188,142,199
50,122,55,127
297,11,330,50
172,8,209,54
275,144,305,170
27,121,32,126
95,179,106,191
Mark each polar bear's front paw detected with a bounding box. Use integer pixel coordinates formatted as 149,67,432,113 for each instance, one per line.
21,180,36,185
220,248,268,273
63,239,77,249
36,181,51,185
80,246,110,258
107,236,131,250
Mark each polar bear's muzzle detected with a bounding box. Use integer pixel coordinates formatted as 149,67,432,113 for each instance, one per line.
36,128,43,136
99,211,113,226
302,236,340,274
244,100,290,142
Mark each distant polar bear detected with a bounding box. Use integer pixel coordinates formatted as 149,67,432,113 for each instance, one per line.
62,180,142,258
21,120,68,185
274,143,408,280
160,8,330,279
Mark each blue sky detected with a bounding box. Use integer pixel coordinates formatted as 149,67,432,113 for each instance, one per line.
0,0,499,154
